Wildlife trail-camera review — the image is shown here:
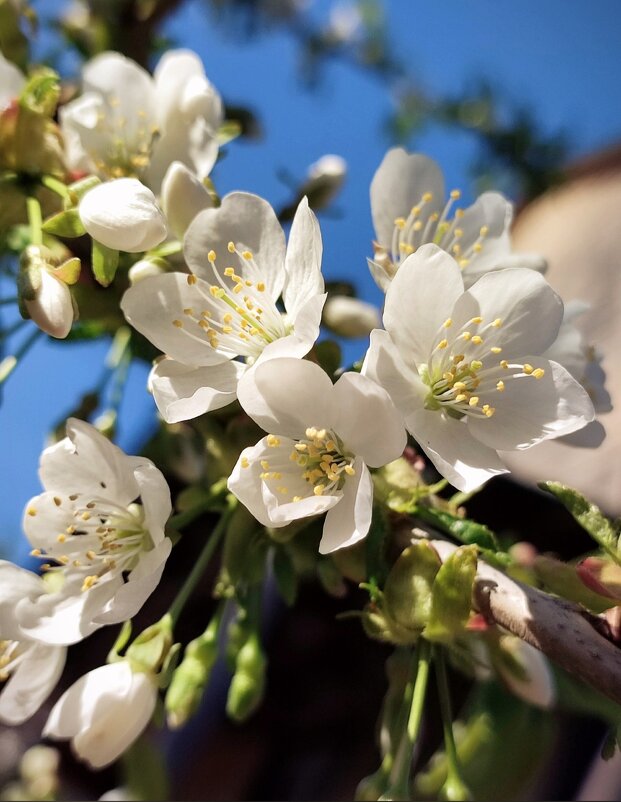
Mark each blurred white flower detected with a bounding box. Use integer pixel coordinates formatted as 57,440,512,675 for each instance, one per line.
19,418,172,645
369,148,546,291
79,178,167,252
228,357,406,553
496,635,556,709
301,154,347,211
44,661,157,769
323,295,380,338
0,562,66,725
363,245,595,491
60,49,223,192
122,193,326,423
0,49,24,111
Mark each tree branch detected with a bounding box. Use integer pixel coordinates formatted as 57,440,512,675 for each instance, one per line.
430,539,621,706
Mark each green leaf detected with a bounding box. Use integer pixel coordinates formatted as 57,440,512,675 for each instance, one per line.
273,547,298,606
539,481,621,564
19,68,60,116
91,240,119,287
42,208,85,238
383,540,441,632
414,505,499,551
424,545,477,643
533,555,616,613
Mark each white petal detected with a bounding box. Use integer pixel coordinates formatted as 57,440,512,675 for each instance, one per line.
362,328,427,410
0,51,25,109
79,179,167,253
121,273,230,366
0,643,66,725
25,269,74,338
236,358,335,438
323,296,381,339
498,638,555,710
131,460,172,542
253,334,316,365
160,161,214,239
406,408,509,492
39,418,139,503
332,372,406,468
455,192,512,252
282,197,324,320
154,50,221,132
468,359,595,451
147,118,219,192
184,192,286,300
367,257,393,293
319,459,373,553
452,268,563,359
82,53,156,127
383,245,464,366
150,358,246,422
370,149,445,248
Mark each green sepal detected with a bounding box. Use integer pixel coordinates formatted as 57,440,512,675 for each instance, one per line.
42,208,85,238
217,119,242,145
533,554,616,613
107,620,133,663
540,481,621,564
19,67,59,116
272,547,298,606
92,240,119,287
384,540,441,632
68,175,101,204
126,614,173,675
424,545,477,643
54,256,81,285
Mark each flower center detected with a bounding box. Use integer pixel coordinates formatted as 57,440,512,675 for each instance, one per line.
90,97,158,179
29,497,151,592
420,315,545,420
171,242,289,360
378,189,491,272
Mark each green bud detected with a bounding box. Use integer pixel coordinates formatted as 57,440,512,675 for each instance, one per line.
126,614,173,675
439,773,473,802
424,545,477,643
383,541,441,632
165,618,220,729
226,633,267,722
355,765,390,801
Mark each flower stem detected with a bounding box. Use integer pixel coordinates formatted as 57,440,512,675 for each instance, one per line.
385,638,432,800
435,646,472,801
26,196,43,246
168,477,229,531
168,494,236,626
40,174,71,201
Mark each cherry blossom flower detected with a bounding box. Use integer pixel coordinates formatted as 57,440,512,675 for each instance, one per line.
0,563,66,725
44,661,157,769
228,358,406,553
60,49,223,192
121,193,326,423
78,178,167,253
368,148,546,291
18,419,172,645
362,245,595,492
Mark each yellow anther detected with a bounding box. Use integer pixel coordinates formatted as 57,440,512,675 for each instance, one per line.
277,487,289,495
314,485,325,496
27,507,36,516
523,364,534,375
399,243,414,254
241,457,249,469
53,497,62,507
224,267,235,277
454,228,463,238
411,205,421,216
471,360,483,371
208,250,217,262
461,331,471,341
422,192,433,202
267,435,281,447
469,396,480,407
233,284,243,294
81,512,91,521
257,282,265,292
482,405,495,417
500,360,509,369
473,243,483,253
496,380,505,392
452,244,462,255
209,286,224,298
450,189,461,200
453,354,465,364
437,339,448,350
223,313,233,324
455,394,468,403
443,372,455,383
480,225,489,237
222,325,233,334
242,250,253,260
57,533,66,543
491,346,502,354
443,318,453,328
306,427,317,439
326,440,336,451
453,381,467,391
294,443,307,452
471,316,483,325
86,550,97,561
532,368,545,379
413,221,423,232
198,319,209,330
81,576,98,592
227,241,236,253
260,460,270,470
471,335,483,346
344,465,356,476
187,274,197,285
293,496,302,503
394,217,406,229
30,548,41,557
492,318,502,327
183,308,193,316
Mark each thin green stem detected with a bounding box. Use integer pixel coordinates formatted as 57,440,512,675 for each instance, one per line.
385,639,432,800
168,477,229,531
149,240,182,258
435,647,472,801
40,174,71,201
26,196,42,246
168,495,236,626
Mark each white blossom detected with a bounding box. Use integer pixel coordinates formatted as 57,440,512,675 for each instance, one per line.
78,178,167,253
301,154,347,210
0,49,24,111
160,161,214,240
228,357,406,553
121,193,326,423
362,245,595,492
22,247,77,339
0,562,66,725
60,49,223,192
369,148,546,291
495,636,556,709
44,661,157,769
18,418,172,645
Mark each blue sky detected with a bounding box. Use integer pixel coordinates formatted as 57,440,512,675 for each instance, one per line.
1,0,620,561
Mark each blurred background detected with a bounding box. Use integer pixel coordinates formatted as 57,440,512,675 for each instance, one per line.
1,1,621,799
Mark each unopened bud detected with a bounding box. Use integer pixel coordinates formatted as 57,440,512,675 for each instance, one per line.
126,614,173,675
226,633,266,722
166,621,219,729
128,257,166,284
19,245,78,338
323,295,381,338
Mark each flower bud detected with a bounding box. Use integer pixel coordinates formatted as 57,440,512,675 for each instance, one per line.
128,257,167,284
126,615,173,675
79,178,167,252
303,154,347,210
165,620,219,729
226,633,266,722
19,245,78,339
160,161,214,240
323,295,381,338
